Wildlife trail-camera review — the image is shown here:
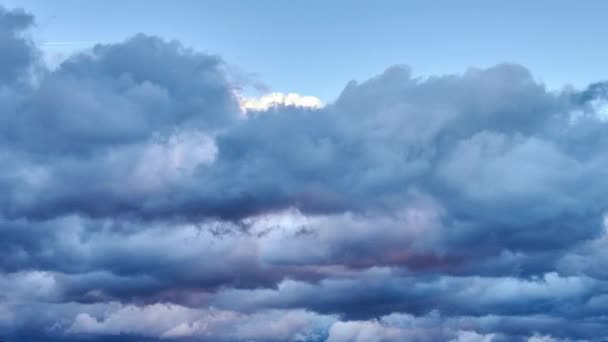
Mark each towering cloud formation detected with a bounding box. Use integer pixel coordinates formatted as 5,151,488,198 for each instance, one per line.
2,5,608,342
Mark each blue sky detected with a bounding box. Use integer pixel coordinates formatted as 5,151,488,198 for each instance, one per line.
6,0,608,101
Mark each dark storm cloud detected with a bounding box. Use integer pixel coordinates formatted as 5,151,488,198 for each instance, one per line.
0,217,327,305
10,33,238,155
4,3,608,342
206,64,608,256
3,51,607,256
212,270,603,319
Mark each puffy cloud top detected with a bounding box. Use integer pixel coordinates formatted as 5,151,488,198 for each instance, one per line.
239,92,324,112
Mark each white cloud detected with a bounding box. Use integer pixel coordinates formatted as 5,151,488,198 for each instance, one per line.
67,304,333,341
129,131,217,191
591,98,608,121
450,330,496,342
527,334,558,342
238,92,324,112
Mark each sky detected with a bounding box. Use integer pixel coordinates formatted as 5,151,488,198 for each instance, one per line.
3,2,608,342
3,0,608,101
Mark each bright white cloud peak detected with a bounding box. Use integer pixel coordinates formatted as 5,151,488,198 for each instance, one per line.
2,4,608,342
238,92,325,112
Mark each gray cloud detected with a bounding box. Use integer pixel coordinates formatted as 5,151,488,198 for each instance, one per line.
10,34,238,155
3,4,608,342
0,6,36,85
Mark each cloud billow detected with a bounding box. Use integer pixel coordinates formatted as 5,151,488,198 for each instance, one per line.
2,5,608,342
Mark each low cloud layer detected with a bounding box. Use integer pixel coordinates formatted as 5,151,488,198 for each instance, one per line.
2,5,608,341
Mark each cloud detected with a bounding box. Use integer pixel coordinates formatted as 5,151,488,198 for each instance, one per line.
3,4,608,342
211,270,598,320
239,92,324,112
0,6,36,84
8,34,239,156
67,305,333,342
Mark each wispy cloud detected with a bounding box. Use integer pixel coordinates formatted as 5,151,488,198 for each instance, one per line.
41,40,95,46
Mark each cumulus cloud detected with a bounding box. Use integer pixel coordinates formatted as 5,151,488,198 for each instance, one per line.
0,6,36,84
238,92,324,112
67,304,333,341
3,4,608,342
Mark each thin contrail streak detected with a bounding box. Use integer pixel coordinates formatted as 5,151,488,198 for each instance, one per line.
41,41,94,46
